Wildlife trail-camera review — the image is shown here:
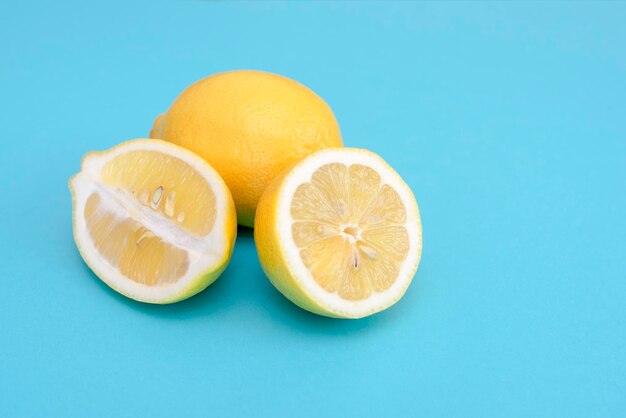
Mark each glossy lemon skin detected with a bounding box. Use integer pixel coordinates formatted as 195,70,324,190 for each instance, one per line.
150,70,343,227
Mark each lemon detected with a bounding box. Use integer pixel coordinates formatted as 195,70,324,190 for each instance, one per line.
150,70,343,227
254,148,422,318
70,139,237,303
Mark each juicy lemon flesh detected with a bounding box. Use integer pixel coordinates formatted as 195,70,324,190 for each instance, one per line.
100,150,216,237
85,193,190,286
84,150,217,287
290,163,409,301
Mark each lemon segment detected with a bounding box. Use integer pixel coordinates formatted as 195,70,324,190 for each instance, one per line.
255,148,422,318
99,150,217,237
84,193,190,287
70,139,237,303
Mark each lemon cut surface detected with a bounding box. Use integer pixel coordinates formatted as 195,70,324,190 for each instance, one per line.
70,139,236,303
255,148,422,318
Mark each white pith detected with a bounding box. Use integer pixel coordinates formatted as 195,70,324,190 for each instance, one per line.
71,139,232,303
277,148,422,317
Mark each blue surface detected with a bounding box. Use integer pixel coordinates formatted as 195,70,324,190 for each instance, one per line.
1,1,625,417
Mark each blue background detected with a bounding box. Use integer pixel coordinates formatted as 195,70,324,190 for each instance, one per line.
1,1,625,417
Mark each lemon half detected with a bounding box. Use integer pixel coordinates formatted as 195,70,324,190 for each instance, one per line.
70,139,237,303
255,148,422,318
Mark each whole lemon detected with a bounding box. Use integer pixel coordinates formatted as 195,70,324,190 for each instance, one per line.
150,70,343,227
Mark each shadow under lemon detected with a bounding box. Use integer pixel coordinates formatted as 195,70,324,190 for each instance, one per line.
74,226,404,334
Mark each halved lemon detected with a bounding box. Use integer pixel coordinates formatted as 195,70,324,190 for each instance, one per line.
254,148,422,318
70,139,237,303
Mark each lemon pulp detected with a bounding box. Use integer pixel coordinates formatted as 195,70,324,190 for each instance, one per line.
100,150,216,236
290,163,409,301
84,150,217,287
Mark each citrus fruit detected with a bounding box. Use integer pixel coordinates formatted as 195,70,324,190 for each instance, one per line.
254,148,422,318
149,70,343,227
69,139,237,303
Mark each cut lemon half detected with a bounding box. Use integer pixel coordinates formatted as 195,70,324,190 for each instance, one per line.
254,148,422,318
70,139,237,303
